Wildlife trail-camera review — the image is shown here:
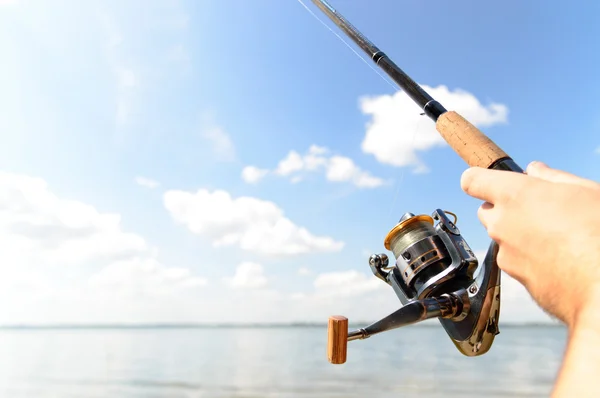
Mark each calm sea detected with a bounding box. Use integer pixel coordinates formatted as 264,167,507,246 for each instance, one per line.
0,325,566,397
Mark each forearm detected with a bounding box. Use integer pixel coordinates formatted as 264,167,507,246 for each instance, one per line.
552,310,600,397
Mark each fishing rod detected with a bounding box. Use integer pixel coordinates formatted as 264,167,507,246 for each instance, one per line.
306,0,524,364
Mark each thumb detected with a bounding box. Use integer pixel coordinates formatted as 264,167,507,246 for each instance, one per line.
526,161,599,189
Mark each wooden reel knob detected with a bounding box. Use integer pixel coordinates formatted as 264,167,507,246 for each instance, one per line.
327,315,348,364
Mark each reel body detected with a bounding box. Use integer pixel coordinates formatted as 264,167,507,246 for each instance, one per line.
327,209,501,364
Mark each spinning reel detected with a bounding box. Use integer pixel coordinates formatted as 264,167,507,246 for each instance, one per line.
305,0,524,364
327,210,501,364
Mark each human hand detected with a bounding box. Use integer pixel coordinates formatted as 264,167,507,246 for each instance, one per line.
460,161,600,330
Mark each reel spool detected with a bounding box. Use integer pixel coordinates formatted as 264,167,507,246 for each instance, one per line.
385,212,457,299
328,209,501,364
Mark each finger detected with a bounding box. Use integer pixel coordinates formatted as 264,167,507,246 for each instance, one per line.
495,249,528,286
460,167,531,204
477,201,505,241
476,201,494,229
526,161,600,189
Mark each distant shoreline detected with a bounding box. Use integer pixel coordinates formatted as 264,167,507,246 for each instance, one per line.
0,322,564,330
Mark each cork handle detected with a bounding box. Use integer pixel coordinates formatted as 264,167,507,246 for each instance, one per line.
327,316,348,364
436,111,508,168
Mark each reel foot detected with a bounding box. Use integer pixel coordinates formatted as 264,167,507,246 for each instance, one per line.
327,315,348,364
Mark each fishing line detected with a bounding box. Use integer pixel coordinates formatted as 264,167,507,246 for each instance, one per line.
296,0,424,220
296,0,398,91
386,115,424,220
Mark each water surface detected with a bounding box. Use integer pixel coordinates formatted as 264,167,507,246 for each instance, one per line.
0,325,567,397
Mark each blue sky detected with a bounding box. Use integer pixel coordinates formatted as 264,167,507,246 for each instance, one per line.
0,0,598,325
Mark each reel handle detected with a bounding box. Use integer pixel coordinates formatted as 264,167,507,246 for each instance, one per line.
326,295,461,364
327,316,348,364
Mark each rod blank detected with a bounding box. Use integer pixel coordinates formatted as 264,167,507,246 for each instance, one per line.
310,0,446,121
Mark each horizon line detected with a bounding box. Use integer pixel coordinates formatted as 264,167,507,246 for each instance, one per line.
0,321,563,330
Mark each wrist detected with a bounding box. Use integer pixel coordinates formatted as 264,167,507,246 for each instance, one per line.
573,284,600,334
552,295,600,398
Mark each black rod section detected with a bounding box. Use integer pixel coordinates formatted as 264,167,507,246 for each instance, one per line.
311,0,447,121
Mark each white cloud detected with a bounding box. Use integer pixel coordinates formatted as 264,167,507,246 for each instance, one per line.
202,125,236,162
595,146,600,154
0,171,206,320
360,85,508,172
223,262,268,290
89,257,207,296
135,176,160,189
163,188,344,256
241,166,269,184
244,145,387,188
313,269,385,299
276,151,307,176
325,155,385,188
272,269,399,324
0,171,147,266
199,110,236,162
298,267,312,276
